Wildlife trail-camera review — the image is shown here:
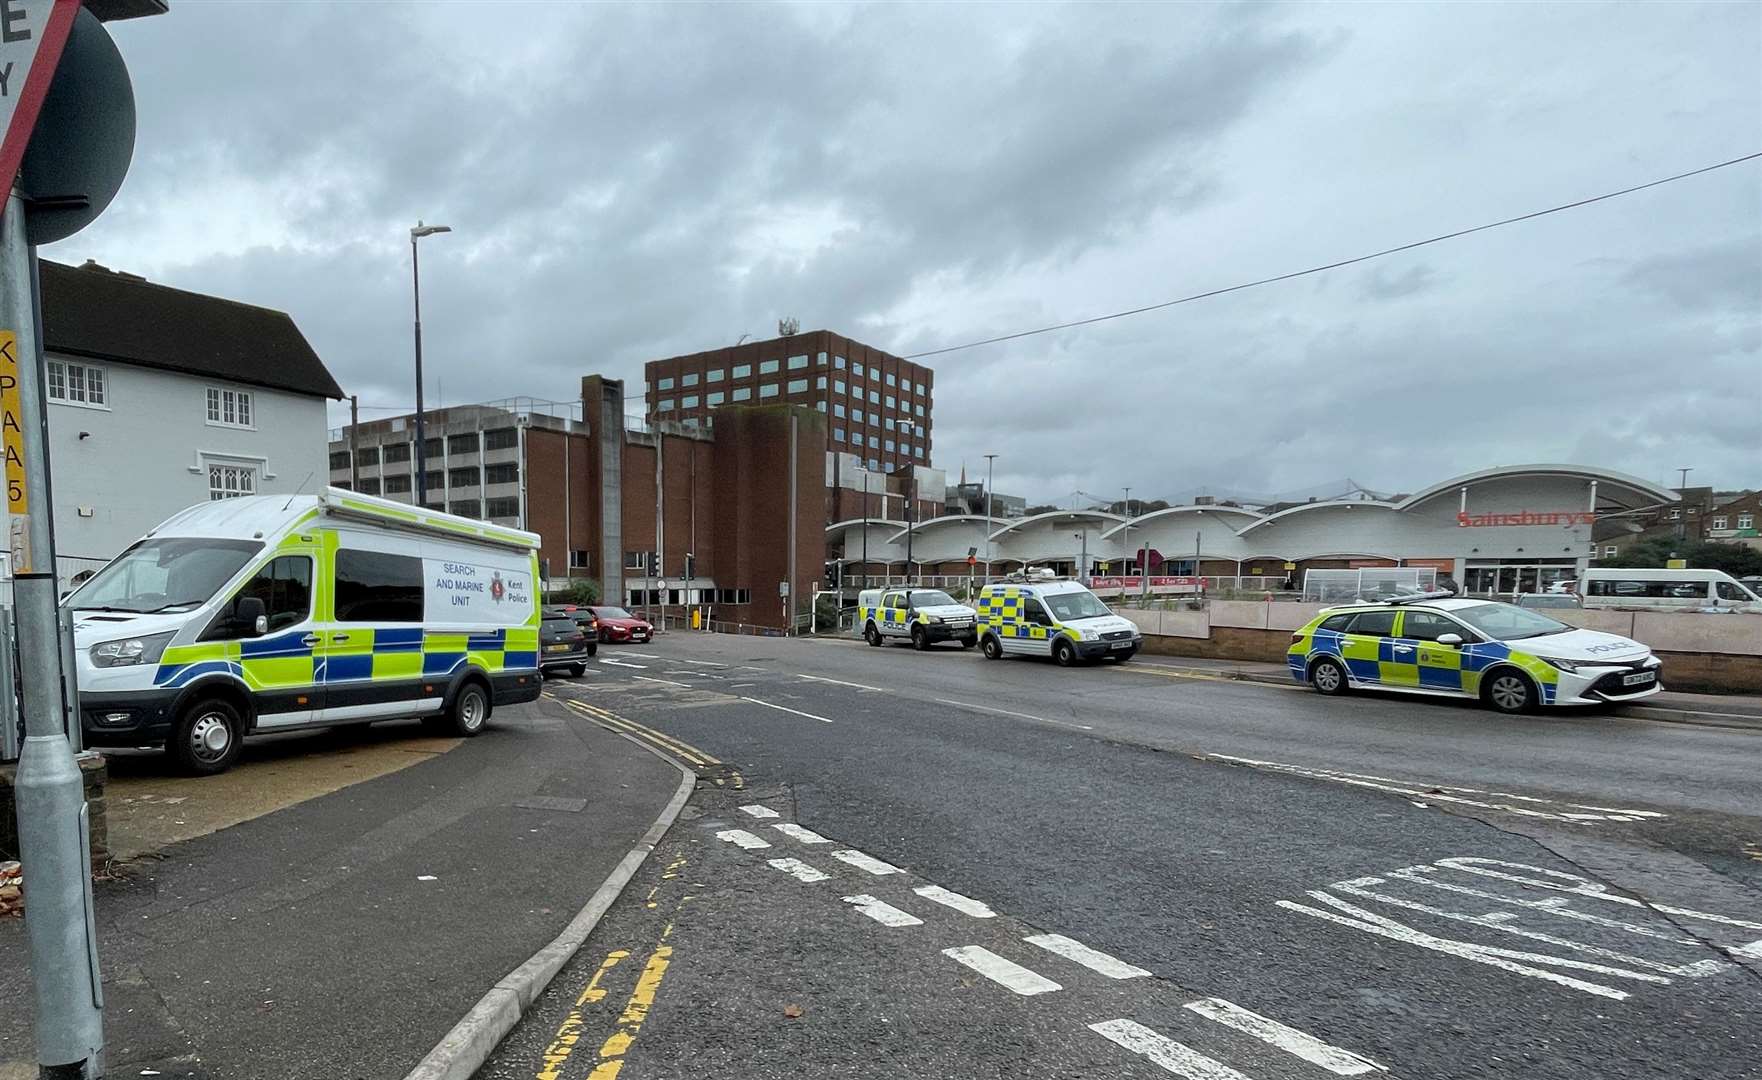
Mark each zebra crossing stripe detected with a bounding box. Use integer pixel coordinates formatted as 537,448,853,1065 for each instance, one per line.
941,946,1061,996
1089,1019,1252,1080
1182,998,1387,1075
1024,933,1151,979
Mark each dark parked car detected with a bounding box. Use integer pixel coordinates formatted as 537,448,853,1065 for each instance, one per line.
590,606,654,644
550,603,602,640
539,612,595,675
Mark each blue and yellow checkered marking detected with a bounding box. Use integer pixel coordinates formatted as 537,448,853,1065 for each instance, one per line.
154,625,540,693
1288,615,1558,701
976,587,1078,645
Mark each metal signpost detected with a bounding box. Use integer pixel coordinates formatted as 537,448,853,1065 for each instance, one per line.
6,2,158,1075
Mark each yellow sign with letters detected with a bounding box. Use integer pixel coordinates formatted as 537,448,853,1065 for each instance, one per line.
1,330,25,514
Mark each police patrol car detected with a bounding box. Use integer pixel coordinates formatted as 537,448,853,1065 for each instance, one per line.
1288,592,1663,713
975,576,1143,665
858,587,979,649
67,489,544,774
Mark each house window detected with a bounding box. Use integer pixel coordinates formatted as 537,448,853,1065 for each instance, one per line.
787,379,808,393
1741,513,1755,530
357,477,381,496
787,354,809,370
760,383,779,398
1668,509,1681,520
384,475,412,494
484,427,519,451
657,376,674,390
484,496,520,518
47,359,107,407
384,442,411,463
448,432,478,453
759,359,780,374
206,386,253,427
329,450,351,470
732,387,752,402
707,369,724,383
1713,516,1728,530
681,372,699,387
1603,545,1618,557
707,391,725,405
449,466,480,487
733,363,752,378
207,463,258,500
484,462,519,484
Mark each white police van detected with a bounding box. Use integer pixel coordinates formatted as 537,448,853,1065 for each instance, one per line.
975,577,1143,665
857,587,979,649
66,489,543,774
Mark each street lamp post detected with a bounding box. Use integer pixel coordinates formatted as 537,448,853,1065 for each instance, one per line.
900,421,917,584
861,469,870,587
1122,485,1131,582
410,220,452,504
983,452,998,584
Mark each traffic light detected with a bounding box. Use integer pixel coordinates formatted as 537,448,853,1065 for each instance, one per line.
646,551,659,576
684,553,696,581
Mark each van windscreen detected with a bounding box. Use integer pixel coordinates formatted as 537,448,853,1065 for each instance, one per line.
69,538,263,614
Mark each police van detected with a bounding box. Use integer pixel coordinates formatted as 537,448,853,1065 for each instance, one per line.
975,577,1143,665
66,489,544,774
858,587,979,649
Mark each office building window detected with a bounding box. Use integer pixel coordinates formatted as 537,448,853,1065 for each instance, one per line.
787,354,809,370
815,375,827,390
357,477,381,496
208,463,257,500
426,471,445,491
868,434,879,448
885,395,896,409
423,437,442,459
206,386,253,427
917,382,927,395
329,450,351,470
707,391,725,405
449,466,480,487
449,499,480,518
833,427,845,442
681,372,699,387
484,496,519,518
570,550,591,569
733,363,752,378
47,359,107,407
914,444,925,459
852,408,864,424
885,372,896,387
787,379,808,393
681,395,699,408
483,427,518,450
385,474,412,494
852,362,865,378
834,403,845,418
484,462,519,484
657,376,674,390
356,446,380,466
835,356,846,369
732,387,752,402
817,352,828,366
816,401,827,412
884,418,894,431
868,458,880,470
915,403,925,416
868,389,879,403
759,383,779,398
885,439,896,452
707,368,724,382
448,432,478,453
759,359,780,374
384,442,411,464
657,398,674,412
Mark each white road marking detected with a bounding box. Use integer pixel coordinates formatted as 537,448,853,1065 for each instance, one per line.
1434,857,1762,931
913,885,996,918
831,849,903,876
1089,1019,1252,1080
597,658,648,669
728,683,757,688
714,829,772,850
623,654,727,667
739,804,781,819
1732,940,1762,960
843,894,923,927
942,946,1062,995
931,697,1094,731
796,673,888,693
1024,934,1151,979
740,696,834,723
1183,998,1386,1075
632,675,692,687
772,823,832,845
768,858,830,883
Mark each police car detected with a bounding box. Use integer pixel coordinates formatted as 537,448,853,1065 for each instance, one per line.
975,577,1143,665
859,587,979,649
1288,592,1663,713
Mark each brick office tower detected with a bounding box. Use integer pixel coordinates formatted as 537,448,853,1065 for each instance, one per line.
642,330,933,475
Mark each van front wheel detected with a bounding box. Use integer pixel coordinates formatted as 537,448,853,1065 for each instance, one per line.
171,697,243,775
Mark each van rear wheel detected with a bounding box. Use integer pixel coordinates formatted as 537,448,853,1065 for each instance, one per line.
445,681,491,736
170,697,243,775
864,623,882,647
981,635,1003,660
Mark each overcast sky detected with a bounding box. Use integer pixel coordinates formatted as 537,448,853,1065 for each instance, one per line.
53,1,1761,503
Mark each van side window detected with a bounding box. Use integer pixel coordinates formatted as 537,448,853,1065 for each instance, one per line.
882,591,905,609
201,555,312,639
1717,581,1751,601
1589,578,1708,599
335,549,425,622
1023,598,1052,625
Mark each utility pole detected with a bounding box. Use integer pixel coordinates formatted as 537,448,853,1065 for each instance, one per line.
410,221,452,508
1122,485,1131,585
1076,529,1088,583
348,394,359,491
787,412,798,632
1675,466,1693,542
5,192,105,1078
983,453,997,584
654,423,664,624
861,468,870,589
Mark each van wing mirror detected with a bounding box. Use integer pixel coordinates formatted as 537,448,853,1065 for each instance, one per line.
1436,632,1463,647
235,596,268,637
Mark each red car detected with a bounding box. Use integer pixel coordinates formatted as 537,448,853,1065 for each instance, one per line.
590,606,654,644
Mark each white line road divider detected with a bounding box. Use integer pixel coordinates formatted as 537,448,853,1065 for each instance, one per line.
1089,1019,1252,1080
772,823,832,844
1025,933,1152,979
768,858,830,883
714,829,772,851
931,697,1094,731
913,885,996,919
1182,998,1387,1076
942,946,1063,996
741,696,834,723
831,849,904,876
739,805,781,820
632,675,692,687
598,658,648,669
843,894,924,927
796,673,888,692
623,654,727,667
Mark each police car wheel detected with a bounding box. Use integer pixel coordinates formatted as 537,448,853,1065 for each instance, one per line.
1484,670,1535,714
171,697,243,775
568,663,587,677
960,635,976,649
447,682,491,736
1309,657,1349,696
1052,639,1077,667
911,625,928,650
981,635,1003,660
864,623,882,647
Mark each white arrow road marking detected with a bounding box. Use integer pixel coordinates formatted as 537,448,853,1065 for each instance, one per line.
842,894,923,927
1183,998,1387,1075
714,829,771,850
913,885,996,919
942,946,1062,995
1089,1019,1252,1080
738,805,781,819
830,849,903,876
768,858,829,883
1024,934,1151,979
772,823,831,844
597,658,648,669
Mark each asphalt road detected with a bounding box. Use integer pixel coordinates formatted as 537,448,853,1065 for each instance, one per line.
482,631,1762,1080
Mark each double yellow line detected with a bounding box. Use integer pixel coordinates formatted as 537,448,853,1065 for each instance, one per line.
552,694,723,770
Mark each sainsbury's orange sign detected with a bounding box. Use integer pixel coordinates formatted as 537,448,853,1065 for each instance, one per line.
1457,510,1596,527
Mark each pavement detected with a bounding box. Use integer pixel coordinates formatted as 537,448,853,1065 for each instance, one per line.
0,694,681,1079
481,631,1762,1080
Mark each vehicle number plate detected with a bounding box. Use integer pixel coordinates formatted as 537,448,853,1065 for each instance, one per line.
1110,641,1133,650
1622,671,1655,686
545,643,569,653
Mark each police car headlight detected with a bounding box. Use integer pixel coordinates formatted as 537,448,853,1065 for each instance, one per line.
925,615,944,624
1535,656,1583,673
90,632,175,669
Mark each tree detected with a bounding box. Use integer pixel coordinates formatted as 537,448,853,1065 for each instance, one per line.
547,578,601,606
1023,504,1061,516
1603,537,1762,576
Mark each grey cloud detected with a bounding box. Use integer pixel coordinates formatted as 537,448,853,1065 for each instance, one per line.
1358,264,1438,300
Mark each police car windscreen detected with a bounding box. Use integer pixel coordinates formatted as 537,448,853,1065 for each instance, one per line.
1045,591,1111,621
68,538,264,614
1451,603,1570,641
911,590,957,607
